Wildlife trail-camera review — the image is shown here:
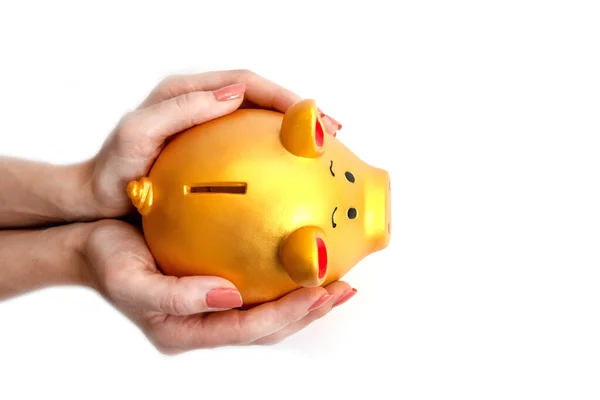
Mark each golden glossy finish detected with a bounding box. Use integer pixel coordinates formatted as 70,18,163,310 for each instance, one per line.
127,177,153,215
127,99,391,305
279,226,328,288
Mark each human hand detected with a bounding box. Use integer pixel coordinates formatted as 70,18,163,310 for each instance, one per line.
84,219,355,354
82,69,342,219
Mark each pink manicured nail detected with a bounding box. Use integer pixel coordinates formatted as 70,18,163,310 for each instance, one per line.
213,83,246,101
325,114,342,131
206,288,243,309
318,108,343,133
333,288,357,307
308,294,334,311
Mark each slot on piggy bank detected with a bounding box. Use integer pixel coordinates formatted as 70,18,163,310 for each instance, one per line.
126,99,391,305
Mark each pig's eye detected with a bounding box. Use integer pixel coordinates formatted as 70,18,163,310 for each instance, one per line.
347,208,358,219
329,160,335,177
345,172,355,183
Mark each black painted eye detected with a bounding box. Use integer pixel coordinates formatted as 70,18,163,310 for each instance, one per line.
347,208,357,219
329,160,335,177
345,172,355,183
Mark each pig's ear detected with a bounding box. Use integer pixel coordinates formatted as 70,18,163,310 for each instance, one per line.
279,226,328,287
279,99,326,158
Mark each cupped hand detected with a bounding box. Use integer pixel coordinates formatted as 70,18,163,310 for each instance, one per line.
84,69,342,219
84,219,355,354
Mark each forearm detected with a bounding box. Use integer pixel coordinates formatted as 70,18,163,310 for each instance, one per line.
0,157,96,228
0,222,95,301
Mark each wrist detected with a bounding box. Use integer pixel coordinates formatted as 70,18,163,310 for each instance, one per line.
0,222,98,301
0,157,105,228
63,221,99,290
58,160,101,223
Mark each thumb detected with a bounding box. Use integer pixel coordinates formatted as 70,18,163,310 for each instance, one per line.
134,272,243,315
122,82,246,145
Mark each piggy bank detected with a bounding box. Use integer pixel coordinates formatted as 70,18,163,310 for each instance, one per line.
126,99,391,305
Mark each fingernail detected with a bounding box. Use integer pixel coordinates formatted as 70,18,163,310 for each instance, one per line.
206,288,243,309
213,83,246,101
333,288,357,307
326,115,342,131
308,294,334,311
318,108,343,132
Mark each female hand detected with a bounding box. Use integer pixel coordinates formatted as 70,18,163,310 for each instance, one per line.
84,69,342,220
85,219,355,354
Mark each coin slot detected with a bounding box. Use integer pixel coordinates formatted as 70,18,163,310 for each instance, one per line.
184,182,247,195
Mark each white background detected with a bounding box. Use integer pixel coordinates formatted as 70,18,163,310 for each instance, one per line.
1,1,599,399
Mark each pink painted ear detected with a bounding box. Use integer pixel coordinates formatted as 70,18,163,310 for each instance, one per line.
279,226,328,287
316,237,327,279
279,99,326,158
315,117,325,148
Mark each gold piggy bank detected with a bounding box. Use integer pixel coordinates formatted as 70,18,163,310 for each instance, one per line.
127,99,391,305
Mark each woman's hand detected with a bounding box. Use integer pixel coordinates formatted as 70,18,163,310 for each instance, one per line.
85,219,355,354
0,69,341,228
83,69,342,220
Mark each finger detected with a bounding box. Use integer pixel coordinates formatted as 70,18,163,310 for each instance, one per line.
140,70,343,135
157,286,331,349
89,221,242,316
317,109,342,137
139,69,301,113
321,116,340,137
252,281,353,345
121,84,246,147
129,272,242,316
238,98,340,136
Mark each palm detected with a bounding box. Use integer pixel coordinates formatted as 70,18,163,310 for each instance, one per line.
85,220,352,354
89,70,340,219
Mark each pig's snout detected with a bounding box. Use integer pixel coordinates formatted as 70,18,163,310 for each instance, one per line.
364,167,391,252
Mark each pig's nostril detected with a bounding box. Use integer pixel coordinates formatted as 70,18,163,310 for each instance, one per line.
347,207,357,219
